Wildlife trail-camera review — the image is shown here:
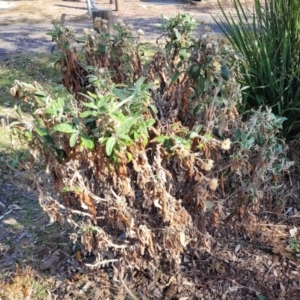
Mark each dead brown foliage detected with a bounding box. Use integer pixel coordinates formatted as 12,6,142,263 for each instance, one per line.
8,18,300,299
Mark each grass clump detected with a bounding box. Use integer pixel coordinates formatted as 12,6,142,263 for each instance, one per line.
216,0,300,138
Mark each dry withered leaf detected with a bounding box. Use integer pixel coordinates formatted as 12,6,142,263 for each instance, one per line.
41,252,60,274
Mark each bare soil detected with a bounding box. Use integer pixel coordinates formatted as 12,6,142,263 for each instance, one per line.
0,0,255,25
0,0,255,55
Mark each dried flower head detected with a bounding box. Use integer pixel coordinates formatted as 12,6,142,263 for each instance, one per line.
210,34,217,40
201,34,207,39
102,24,108,31
102,19,108,24
99,68,105,74
209,178,218,191
201,159,214,171
212,46,219,55
219,37,227,45
83,28,90,35
204,26,211,32
206,43,212,50
215,55,222,63
122,41,130,47
221,138,231,150
127,24,134,30
137,29,144,36
94,18,101,29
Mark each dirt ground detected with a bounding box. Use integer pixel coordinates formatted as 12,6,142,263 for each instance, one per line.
0,0,255,25
0,0,257,31
1,1,300,300
0,0,255,55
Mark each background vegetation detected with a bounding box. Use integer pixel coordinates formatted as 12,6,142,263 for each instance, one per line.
216,0,300,138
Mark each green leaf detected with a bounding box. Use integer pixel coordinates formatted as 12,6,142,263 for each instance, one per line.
106,136,116,156
12,152,25,168
62,186,71,192
34,91,47,98
110,111,125,123
114,95,134,110
153,135,168,143
80,110,96,118
51,102,59,111
114,88,128,101
82,102,98,109
221,64,230,81
189,65,202,80
57,98,65,108
118,134,132,143
81,92,97,102
194,125,202,133
73,117,80,129
179,48,187,60
35,127,48,137
134,77,146,91
203,133,213,139
177,61,183,68
140,133,148,146
87,74,99,83
55,148,67,163
145,118,155,127
81,132,94,150
51,45,56,54
54,123,78,134
246,136,255,149
171,71,182,83
97,105,109,114
126,152,133,162
257,295,268,300
256,131,264,146
70,132,79,147
235,129,242,140
173,28,181,40
45,108,56,115
74,186,82,193
24,131,33,141
149,104,158,114
117,117,136,135
86,66,96,71
16,105,23,118
189,132,199,139
43,134,55,145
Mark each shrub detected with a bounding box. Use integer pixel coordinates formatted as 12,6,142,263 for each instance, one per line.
9,14,292,274
215,0,300,138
